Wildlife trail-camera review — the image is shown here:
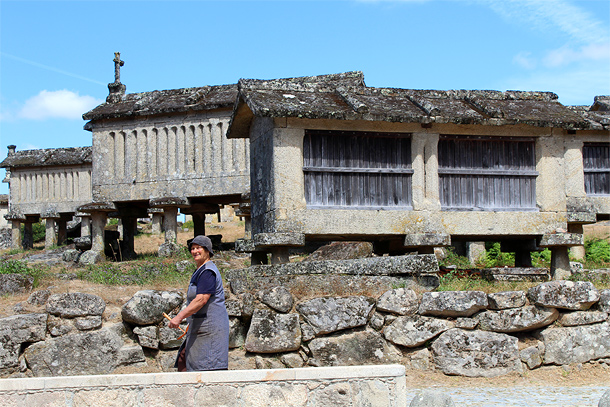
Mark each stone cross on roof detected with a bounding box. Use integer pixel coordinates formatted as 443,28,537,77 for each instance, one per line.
107,52,126,103
113,52,124,84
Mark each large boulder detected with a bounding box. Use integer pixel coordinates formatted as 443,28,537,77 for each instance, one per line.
419,291,488,317
244,309,301,353
539,322,610,365
377,288,419,315
527,281,600,310
257,286,294,313
431,328,522,377
0,313,47,369
308,329,402,367
384,315,454,347
121,290,183,325
296,296,375,335
24,328,124,376
46,293,106,318
475,306,559,333
229,317,247,349
0,273,34,295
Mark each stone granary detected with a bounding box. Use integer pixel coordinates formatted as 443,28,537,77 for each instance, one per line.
227,72,610,276
80,54,250,260
0,145,93,249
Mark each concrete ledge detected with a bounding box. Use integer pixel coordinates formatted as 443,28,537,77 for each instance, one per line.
0,365,407,407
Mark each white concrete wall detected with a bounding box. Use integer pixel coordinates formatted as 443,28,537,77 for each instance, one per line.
0,365,407,407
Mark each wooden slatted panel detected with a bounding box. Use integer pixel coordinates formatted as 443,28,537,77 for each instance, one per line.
438,136,537,211
583,143,610,196
304,130,413,209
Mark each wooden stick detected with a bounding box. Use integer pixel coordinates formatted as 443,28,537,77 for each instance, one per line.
162,312,186,333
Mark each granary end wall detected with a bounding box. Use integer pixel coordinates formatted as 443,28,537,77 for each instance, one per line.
8,165,92,216
250,117,607,240
90,110,250,203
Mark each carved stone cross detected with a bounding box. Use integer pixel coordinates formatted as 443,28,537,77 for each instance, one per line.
113,52,124,84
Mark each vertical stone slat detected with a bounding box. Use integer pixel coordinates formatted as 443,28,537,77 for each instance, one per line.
186,125,196,174
203,123,212,174
211,120,221,174
126,130,137,181
115,131,125,181
195,124,204,175
176,126,185,175
157,127,167,177
148,128,157,181
168,127,177,176
106,131,115,182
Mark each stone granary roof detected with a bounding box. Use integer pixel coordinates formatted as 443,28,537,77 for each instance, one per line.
567,95,610,131
0,147,92,169
228,72,609,137
82,84,238,122
0,195,7,205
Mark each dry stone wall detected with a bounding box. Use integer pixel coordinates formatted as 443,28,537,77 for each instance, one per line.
0,265,609,380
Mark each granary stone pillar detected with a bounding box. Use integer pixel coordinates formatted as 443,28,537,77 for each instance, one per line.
539,233,584,280
78,202,116,263
404,233,451,256
76,211,91,237
181,203,219,238
466,242,486,265
150,197,190,257
565,197,596,262
5,212,25,250
56,214,72,247
147,208,163,234
234,192,267,265
41,209,60,249
568,224,585,260
22,217,37,250
501,240,539,268
253,233,305,265
116,206,147,261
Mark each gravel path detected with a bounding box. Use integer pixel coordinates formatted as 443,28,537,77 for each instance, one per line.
406,386,608,406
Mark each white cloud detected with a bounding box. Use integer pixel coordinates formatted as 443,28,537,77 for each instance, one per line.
543,42,610,67
481,0,605,45
17,90,101,120
513,51,537,70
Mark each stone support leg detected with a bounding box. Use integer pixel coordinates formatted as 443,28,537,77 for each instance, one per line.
514,250,533,267
568,224,585,261
466,241,486,265
151,213,163,234
45,219,57,249
192,212,206,237
80,216,91,237
270,248,290,265
121,216,138,260
10,220,21,250
117,219,124,240
550,247,571,280
57,220,67,246
163,207,178,244
90,212,108,253
22,222,33,250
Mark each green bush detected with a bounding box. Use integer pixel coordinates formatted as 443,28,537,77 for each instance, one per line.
583,237,610,268
438,248,473,269
531,248,551,268
482,242,515,267
19,222,46,243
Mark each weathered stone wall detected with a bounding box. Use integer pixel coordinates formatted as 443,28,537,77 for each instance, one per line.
1,259,608,380
0,365,408,407
249,117,610,241
90,111,249,203
8,165,92,215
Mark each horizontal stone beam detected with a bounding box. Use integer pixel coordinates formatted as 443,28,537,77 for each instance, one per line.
404,233,451,247
539,233,584,247
254,232,305,248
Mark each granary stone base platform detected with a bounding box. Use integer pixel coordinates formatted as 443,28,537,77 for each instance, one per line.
0,365,407,407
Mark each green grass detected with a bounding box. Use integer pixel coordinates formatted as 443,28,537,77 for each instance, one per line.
76,257,191,286
0,259,48,287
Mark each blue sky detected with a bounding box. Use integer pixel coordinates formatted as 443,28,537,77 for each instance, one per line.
1,0,609,195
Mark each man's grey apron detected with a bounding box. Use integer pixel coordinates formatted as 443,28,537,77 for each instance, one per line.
175,262,229,371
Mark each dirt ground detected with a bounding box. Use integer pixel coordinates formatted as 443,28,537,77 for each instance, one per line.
1,220,609,387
